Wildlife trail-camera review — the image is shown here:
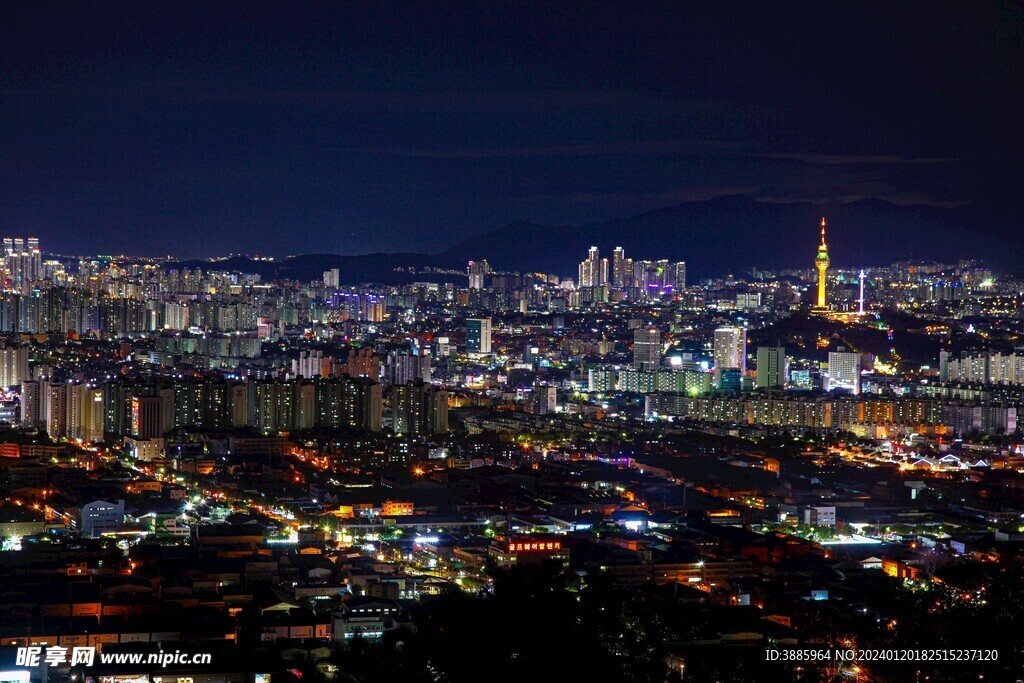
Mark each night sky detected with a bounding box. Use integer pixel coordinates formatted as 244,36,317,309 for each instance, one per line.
2,2,1022,258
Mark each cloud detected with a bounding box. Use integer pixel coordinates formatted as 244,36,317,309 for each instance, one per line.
337,139,748,159
761,153,954,165
755,191,969,207
566,186,763,206
143,82,741,115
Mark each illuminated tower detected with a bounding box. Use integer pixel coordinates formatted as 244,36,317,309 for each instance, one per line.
814,217,830,312
858,269,865,315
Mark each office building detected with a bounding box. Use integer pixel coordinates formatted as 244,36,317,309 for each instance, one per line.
80,499,125,538
466,318,492,354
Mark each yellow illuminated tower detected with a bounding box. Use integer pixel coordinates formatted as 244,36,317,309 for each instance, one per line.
814,217,830,312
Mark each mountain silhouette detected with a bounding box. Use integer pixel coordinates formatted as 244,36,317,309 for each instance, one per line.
440,195,1014,280
169,195,1017,284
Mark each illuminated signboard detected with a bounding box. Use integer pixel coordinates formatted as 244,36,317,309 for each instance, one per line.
99,676,150,683
507,540,562,553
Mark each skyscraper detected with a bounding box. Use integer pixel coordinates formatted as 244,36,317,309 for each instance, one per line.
131,395,164,439
392,379,448,435
293,349,327,378
612,247,626,288
0,344,29,390
577,247,608,288
827,350,861,394
323,268,340,288
69,383,104,442
532,384,557,415
756,346,787,389
713,327,747,376
20,379,40,428
346,348,381,379
466,317,492,354
672,261,687,292
3,236,42,286
467,259,490,290
43,380,68,438
634,260,654,298
385,348,432,385
633,328,661,370
814,217,830,312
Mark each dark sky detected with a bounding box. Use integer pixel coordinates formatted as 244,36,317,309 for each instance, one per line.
2,2,1022,258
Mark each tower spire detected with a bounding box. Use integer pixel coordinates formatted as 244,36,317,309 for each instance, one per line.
859,269,865,315
813,217,831,313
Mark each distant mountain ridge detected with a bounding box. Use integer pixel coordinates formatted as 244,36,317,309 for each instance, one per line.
170,195,1017,283
439,195,1013,280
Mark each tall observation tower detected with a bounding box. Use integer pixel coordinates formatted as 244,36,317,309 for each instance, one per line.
813,217,830,313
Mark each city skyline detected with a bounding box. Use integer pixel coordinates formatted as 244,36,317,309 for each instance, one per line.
0,211,1001,287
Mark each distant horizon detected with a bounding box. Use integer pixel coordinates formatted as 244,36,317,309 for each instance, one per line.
26,193,986,270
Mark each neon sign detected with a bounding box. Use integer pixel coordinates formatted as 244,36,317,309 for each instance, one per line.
507,540,562,553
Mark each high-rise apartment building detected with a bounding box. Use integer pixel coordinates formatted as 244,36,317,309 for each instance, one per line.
293,349,327,378
612,247,626,288
756,346,787,389
467,260,490,290
392,379,448,435
323,268,340,289
131,395,164,439
827,350,861,394
20,379,41,428
672,261,687,292
633,328,662,371
44,380,68,438
0,344,29,390
68,383,104,442
3,236,42,286
466,318,492,354
532,385,557,415
345,348,380,379
385,348,432,385
578,247,608,288
713,327,748,375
